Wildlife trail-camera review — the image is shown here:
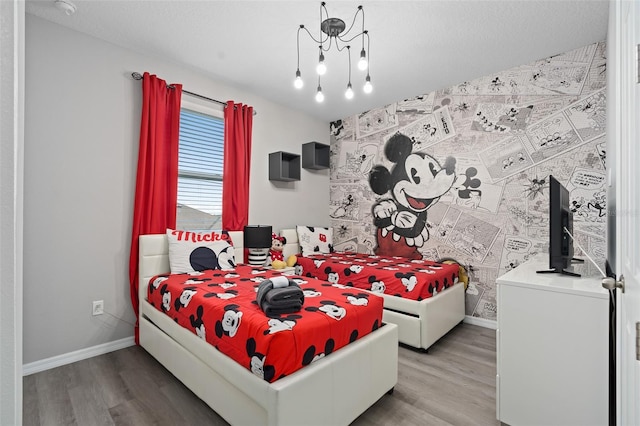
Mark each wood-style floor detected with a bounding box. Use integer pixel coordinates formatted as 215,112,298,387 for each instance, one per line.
23,323,499,426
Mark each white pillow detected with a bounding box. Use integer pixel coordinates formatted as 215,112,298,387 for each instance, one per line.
296,226,333,257
166,229,236,273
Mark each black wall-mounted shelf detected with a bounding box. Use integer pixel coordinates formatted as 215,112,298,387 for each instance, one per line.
302,142,330,170
269,151,301,181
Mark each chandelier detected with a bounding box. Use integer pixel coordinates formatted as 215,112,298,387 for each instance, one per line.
294,2,372,102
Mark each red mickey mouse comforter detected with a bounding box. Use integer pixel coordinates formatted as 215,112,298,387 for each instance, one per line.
146,265,384,383
295,253,460,301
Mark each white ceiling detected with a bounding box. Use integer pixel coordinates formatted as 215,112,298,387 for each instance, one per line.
25,0,609,123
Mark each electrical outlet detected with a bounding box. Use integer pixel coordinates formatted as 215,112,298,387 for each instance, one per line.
92,300,104,316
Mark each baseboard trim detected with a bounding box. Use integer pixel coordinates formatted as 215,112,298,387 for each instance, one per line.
463,315,497,330
22,318,493,375
23,336,135,376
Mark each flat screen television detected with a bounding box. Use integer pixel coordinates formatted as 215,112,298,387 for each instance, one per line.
537,175,583,277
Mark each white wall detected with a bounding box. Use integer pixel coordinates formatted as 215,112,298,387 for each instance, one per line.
1,1,24,421
23,15,329,365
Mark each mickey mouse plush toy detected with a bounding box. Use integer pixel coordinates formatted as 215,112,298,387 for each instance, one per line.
368,132,458,259
269,233,286,268
269,233,297,269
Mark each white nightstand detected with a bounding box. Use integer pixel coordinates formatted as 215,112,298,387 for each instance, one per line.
496,254,609,426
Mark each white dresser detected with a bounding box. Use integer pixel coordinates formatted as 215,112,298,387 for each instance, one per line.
496,254,609,426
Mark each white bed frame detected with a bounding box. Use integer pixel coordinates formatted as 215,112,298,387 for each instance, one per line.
281,228,465,351
138,232,398,426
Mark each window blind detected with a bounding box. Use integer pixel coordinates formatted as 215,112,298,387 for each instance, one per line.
176,108,224,230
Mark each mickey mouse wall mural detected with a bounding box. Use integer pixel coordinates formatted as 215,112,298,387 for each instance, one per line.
368,132,480,259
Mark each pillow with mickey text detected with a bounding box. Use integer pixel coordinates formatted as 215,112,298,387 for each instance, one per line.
166,229,236,273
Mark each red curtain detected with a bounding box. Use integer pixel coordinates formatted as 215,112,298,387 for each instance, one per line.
222,101,254,231
128,72,182,343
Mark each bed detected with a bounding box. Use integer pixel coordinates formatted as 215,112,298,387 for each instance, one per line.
280,228,465,351
138,231,398,426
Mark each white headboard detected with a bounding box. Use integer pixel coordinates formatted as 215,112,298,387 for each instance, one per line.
280,228,301,259
138,231,244,308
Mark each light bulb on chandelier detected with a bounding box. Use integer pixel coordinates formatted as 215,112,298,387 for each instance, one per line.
358,48,368,71
363,74,373,94
316,51,327,75
315,85,325,103
345,83,354,99
294,69,304,89
294,2,373,101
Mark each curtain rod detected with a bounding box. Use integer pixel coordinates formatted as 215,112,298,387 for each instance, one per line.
131,72,256,115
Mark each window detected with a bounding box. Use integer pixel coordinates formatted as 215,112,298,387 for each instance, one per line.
176,103,224,231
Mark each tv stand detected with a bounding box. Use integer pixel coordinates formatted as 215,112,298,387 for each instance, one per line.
497,254,609,425
536,256,584,277
536,268,581,277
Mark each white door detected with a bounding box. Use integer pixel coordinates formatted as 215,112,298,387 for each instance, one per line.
610,1,640,424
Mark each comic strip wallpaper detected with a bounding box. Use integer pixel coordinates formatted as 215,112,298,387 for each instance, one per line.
328,42,607,322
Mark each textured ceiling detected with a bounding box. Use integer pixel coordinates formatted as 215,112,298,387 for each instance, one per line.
25,0,609,122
